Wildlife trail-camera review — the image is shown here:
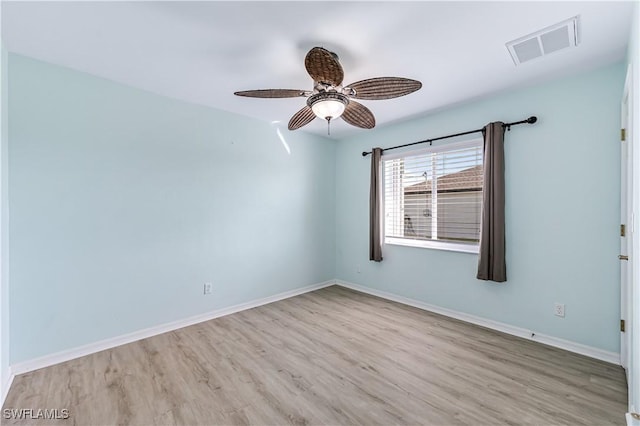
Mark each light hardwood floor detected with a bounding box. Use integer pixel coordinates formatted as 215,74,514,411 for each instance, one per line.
2,286,627,425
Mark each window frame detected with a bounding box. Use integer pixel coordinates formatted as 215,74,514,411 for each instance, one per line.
381,138,483,255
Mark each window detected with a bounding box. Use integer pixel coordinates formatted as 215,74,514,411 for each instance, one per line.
383,139,483,253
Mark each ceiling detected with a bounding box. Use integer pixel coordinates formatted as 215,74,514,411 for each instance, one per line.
2,1,634,139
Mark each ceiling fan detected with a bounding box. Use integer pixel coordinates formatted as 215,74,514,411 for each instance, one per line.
234,47,422,133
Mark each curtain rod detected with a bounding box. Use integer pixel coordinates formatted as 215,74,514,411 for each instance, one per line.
361,116,537,157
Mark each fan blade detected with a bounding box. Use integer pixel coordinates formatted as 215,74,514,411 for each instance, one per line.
342,101,375,129
304,47,344,86
234,89,306,98
288,106,316,130
346,77,422,100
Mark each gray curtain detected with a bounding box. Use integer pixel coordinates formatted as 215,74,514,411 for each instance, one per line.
369,147,383,262
477,122,506,282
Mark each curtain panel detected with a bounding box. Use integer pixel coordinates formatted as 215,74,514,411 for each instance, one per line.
369,147,383,262
477,122,507,282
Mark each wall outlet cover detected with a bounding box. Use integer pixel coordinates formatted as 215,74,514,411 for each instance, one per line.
204,283,213,295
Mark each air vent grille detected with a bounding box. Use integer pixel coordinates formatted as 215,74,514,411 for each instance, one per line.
506,16,580,65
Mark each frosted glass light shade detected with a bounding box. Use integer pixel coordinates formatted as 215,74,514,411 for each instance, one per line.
307,92,349,121
311,100,346,120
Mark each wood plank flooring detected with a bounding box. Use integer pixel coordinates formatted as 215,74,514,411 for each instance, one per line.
2,286,627,425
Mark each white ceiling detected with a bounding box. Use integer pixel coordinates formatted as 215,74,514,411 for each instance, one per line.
2,1,634,139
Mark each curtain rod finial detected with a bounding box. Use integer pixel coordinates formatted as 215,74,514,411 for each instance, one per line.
362,151,370,157
527,116,537,124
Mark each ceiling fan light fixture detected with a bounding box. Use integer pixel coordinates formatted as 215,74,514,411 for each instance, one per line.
307,92,349,121
235,47,421,133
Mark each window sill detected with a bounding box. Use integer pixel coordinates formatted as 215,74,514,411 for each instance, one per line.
384,237,479,254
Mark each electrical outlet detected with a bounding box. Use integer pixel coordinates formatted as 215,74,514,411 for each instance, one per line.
203,283,212,295
356,264,361,274
554,303,565,318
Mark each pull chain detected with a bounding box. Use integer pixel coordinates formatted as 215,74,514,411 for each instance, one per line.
326,117,332,136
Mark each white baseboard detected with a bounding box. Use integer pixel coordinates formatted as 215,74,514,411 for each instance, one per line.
627,412,640,426
1,367,14,408
10,280,336,376
8,277,620,382
336,280,620,365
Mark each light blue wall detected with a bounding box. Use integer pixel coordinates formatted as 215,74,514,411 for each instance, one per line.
1,42,10,395
336,62,625,353
8,54,336,363
5,51,627,363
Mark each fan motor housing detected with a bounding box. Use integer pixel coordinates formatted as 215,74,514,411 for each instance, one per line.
306,92,350,109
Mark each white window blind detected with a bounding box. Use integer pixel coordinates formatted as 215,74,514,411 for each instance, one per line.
383,140,483,252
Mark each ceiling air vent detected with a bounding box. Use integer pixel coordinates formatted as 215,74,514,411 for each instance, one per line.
506,16,580,66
